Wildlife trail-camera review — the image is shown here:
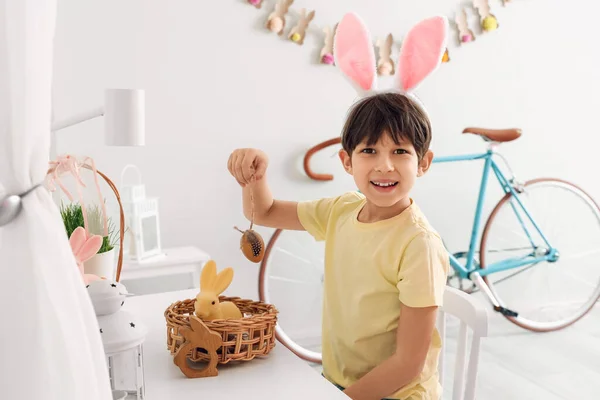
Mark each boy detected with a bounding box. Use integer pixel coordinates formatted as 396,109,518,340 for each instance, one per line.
227,92,449,400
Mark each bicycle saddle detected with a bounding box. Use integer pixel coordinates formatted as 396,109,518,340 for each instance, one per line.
462,127,522,142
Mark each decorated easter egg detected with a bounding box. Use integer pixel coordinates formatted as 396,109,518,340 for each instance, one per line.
240,229,264,263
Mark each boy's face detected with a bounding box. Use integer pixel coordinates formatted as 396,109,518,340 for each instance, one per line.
339,132,433,208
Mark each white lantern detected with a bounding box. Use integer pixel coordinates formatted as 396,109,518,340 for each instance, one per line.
120,164,162,262
88,281,147,399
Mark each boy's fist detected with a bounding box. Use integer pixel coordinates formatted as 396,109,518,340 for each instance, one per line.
227,148,269,187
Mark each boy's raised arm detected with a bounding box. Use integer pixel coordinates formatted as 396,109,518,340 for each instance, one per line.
228,148,305,231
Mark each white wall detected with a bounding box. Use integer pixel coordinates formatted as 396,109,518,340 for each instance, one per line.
52,0,600,312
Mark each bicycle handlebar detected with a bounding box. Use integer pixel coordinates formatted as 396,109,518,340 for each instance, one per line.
303,137,342,181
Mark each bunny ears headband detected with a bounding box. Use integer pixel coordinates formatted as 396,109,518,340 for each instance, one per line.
333,12,448,107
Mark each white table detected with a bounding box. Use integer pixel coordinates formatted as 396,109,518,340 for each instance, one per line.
119,247,210,295
122,289,349,399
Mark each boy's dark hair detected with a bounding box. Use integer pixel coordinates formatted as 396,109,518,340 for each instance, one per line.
340,92,432,160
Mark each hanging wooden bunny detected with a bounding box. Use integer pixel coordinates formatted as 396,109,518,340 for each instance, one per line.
266,0,294,36
455,8,476,44
288,8,315,45
320,25,335,65
473,0,499,32
376,33,395,76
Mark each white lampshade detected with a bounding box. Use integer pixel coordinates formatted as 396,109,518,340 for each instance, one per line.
104,89,145,147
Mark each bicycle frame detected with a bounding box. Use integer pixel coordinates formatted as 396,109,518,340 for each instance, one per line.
433,149,557,280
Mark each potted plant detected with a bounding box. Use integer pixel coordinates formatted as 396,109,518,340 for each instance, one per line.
61,202,119,280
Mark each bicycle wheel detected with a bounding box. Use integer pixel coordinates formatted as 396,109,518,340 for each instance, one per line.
480,178,600,331
259,229,324,363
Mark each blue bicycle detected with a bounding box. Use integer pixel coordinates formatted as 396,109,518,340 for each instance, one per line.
259,127,600,363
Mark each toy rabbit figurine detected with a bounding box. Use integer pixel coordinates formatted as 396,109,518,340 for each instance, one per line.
69,226,103,284
194,260,242,321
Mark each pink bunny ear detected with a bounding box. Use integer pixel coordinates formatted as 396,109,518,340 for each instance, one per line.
69,226,88,254
333,12,377,94
76,235,103,264
396,16,448,93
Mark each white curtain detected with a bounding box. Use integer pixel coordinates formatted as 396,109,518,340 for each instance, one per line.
0,1,112,399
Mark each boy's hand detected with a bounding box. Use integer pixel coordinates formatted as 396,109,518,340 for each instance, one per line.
227,148,269,187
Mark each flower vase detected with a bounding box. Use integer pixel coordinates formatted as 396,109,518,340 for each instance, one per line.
84,248,116,280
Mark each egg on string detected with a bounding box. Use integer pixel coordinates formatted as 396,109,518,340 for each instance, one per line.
235,226,265,263
234,179,265,263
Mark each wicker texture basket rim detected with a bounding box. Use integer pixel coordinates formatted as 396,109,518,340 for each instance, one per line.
165,296,278,324
165,296,278,365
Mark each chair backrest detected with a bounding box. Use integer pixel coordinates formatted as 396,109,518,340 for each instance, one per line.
437,287,489,400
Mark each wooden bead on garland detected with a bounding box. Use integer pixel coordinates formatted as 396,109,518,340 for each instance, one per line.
482,15,498,31
473,0,499,32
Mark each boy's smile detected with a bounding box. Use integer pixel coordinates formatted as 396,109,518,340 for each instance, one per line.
370,179,398,192
339,132,432,222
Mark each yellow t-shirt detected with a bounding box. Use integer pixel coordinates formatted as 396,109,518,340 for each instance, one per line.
297,191,449,400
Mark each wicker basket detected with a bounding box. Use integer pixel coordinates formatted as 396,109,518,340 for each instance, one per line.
165,296,278,364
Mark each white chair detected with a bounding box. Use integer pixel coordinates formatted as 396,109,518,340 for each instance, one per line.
437,286,489,400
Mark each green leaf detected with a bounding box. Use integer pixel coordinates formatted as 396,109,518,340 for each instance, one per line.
60,201,119,254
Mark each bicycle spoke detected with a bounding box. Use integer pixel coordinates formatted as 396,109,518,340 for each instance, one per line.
549,266,598,289
536,188,553,241
493,220,531,243
486,262,539,287
561,248,600,260
481,178,600,331
273,244,325,277
274,246,313,265
507,198,538,248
